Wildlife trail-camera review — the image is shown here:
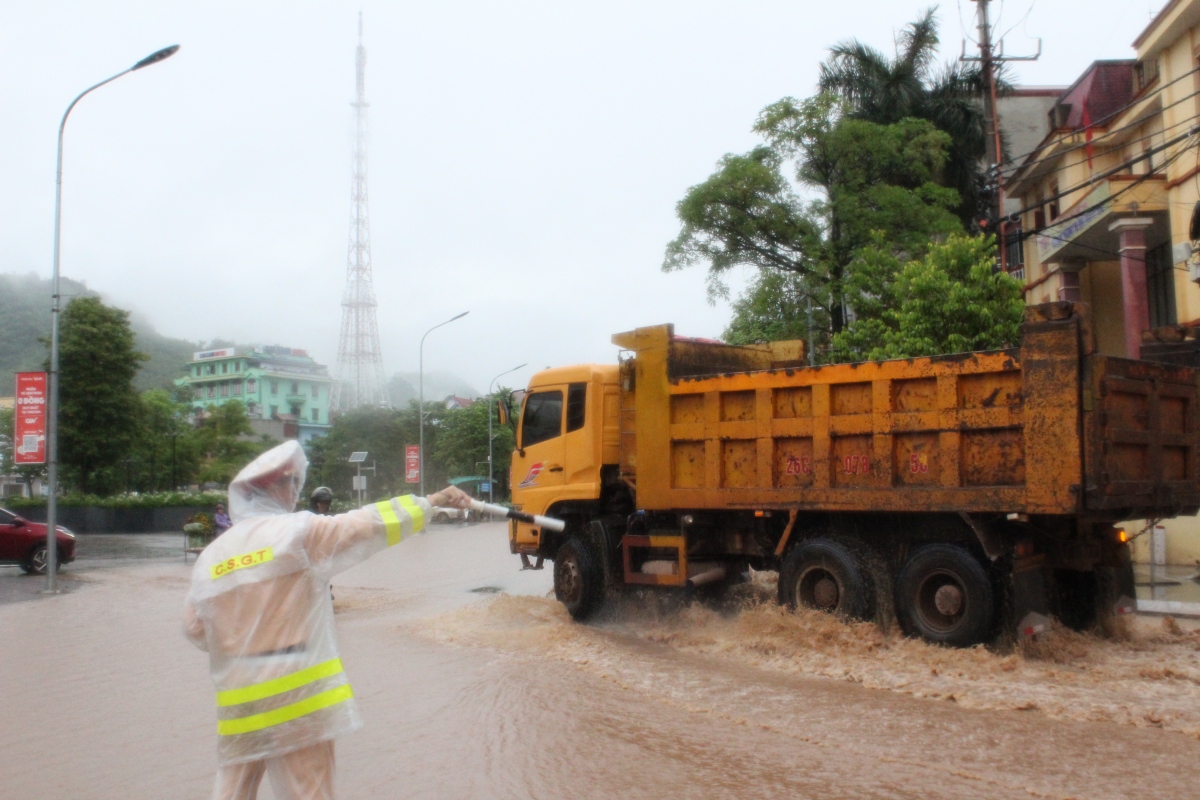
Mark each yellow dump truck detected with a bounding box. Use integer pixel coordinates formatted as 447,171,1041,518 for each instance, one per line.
507,303,1200,645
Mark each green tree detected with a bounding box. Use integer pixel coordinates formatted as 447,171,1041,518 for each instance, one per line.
818,7,992,223
54,297,147,493
723,270,823,346
306,404,430,503
432,396,516,496
830,234,1024,361
128,389,199,491
666,93,962,350
193,400,270,485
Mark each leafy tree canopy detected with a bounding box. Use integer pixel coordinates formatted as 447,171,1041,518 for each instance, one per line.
818,7,995,224
666,93,962,346
830,234,1024,361
54,297,147,494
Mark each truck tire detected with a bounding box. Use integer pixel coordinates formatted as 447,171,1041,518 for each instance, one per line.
778,538,872,620
554,538,605,621
896,544,994,647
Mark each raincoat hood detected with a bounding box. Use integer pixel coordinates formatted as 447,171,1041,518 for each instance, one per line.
227,440,308,523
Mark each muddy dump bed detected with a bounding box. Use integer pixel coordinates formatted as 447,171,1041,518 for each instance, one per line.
612,303,1200,521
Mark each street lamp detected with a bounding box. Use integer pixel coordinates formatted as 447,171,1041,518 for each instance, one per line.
487,363,526,504
418,312,468,496
44,44,180,593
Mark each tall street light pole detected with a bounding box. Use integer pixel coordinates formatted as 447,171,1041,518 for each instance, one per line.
44,44,180,593
418,312,468,496
487,363,526,504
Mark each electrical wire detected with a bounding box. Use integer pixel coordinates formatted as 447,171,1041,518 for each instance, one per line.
1015,135,1195,250
1004,107,1200,184
1008,126,1198,222
998,65,1200,170
997,0,1036,45
1005,85,1200,177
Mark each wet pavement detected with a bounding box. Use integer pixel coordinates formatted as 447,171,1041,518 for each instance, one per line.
4,527,1200,799
0,533,183,605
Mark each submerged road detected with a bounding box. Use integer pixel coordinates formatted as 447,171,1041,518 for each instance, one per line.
2,522,1199,799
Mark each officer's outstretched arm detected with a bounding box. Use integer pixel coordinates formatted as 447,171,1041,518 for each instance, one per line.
304,486,471,578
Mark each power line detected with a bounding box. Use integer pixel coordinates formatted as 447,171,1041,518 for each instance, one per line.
998,65,1200,169
1008,125,1198,223
1005,84,1200,176
1003,107,1200,184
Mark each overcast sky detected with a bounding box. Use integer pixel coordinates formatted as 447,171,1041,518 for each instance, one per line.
0,1,1165,393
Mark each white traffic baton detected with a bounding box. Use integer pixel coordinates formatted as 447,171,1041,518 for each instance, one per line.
467,499,566,532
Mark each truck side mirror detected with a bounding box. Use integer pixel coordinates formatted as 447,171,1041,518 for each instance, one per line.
496,398,509,427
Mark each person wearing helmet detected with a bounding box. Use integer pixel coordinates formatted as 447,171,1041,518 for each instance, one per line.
182,440,470,800
309,486,334,516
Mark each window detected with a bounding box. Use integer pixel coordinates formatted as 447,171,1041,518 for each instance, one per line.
232,382,243,396
208,385,216,399
1146,241,1178,329
311,408,319,422
194,387,204,400
221,363,228,374
207,364,215,375
0,509,13,525
193,366,200,377
292,382,299,395
220,383,229,397
270,405,278,418
521,390,563,447
566,383,587,432
312,384,319,398
271,381,278,395
247,378,257,394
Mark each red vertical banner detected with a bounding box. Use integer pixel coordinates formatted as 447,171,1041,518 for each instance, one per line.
14,372,47,465
405,445,420,484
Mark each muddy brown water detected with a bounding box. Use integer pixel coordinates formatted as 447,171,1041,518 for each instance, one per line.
3,521,1200,799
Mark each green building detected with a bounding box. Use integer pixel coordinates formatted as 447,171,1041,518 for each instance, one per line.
176,345,336,443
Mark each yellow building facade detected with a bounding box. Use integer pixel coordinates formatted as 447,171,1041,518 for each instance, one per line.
1007,0,1200,564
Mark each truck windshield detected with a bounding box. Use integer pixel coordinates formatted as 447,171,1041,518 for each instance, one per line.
522,390,563,447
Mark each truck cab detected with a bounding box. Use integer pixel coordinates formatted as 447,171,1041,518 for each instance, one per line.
509,365,621,558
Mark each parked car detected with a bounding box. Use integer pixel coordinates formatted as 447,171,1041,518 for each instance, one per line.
432,506,473,525
0,506,76,574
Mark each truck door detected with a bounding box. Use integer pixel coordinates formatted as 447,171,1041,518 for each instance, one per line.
514,387,566,512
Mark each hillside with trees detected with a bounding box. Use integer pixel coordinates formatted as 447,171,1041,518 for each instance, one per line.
0,272,196,393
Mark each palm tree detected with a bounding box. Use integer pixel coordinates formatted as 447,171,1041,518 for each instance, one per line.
819,7,992,224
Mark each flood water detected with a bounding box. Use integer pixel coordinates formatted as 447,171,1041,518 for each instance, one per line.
2,521,1200,799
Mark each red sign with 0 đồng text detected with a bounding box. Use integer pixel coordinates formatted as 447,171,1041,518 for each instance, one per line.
13,372,47,465
405,445,420,484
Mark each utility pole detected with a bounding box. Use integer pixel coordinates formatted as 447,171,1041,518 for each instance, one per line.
962,0,1040,274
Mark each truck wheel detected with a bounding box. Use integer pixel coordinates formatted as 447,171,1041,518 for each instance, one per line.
554,538,605,621
778,538,872,620
896,544,994,647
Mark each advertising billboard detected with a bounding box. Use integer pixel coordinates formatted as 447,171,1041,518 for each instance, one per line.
405,445,420,484
13,372,47,465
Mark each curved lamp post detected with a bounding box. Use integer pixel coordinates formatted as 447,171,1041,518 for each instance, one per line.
418,312,468,496
487,364,526,504
44,45,180,593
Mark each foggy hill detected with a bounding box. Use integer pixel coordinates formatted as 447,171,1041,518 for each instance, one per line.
386,372,479,406
0,272,196,394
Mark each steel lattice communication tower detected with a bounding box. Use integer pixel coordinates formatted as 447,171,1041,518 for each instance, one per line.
333,12,390,411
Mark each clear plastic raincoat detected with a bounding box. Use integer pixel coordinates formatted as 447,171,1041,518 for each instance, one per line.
184,441,430,766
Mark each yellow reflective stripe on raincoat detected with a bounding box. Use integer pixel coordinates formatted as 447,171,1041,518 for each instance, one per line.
397,495,425,533
216,658,344,707
217,684,354,736
375,501,402,546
